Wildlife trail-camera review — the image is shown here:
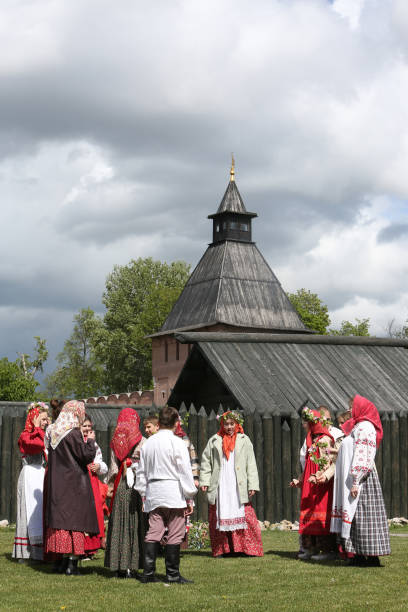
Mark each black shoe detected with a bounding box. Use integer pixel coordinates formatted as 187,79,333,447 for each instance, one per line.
167,575,194,584
348,555,366,567
65,558,80,576
136,574,160,583
165,544,193,584
365,556,382,567
139,542,159,583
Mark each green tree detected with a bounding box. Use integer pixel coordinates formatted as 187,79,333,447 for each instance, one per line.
95,258,190,391
44,308,105,398
0,358,39,401
17,336,48,378
287,288,331,334
330,318,370,337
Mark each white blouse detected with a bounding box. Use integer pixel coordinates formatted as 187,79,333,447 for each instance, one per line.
350,421,377,485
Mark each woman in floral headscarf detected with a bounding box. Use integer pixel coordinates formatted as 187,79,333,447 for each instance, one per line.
44,400,98,575
104,407,145,578
200,411,263,558
12,402,49,562
331,395,390,566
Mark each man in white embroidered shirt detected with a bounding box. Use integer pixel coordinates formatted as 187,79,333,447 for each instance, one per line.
136,405,197,583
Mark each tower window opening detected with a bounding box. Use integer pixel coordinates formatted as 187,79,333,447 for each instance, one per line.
240,223,249,231
164,340,168,362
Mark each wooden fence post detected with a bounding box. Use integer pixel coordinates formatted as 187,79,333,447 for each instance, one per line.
197,406,208,522
10,415,25,523
0,416,13,520
207,410,218,439
188,404,199,521
253,413,264,521
273,415,282,522
381,413,391,516
290,412,301,522
390,411,400,518
281,420,292,521
262,416,273,522
399,410,408,518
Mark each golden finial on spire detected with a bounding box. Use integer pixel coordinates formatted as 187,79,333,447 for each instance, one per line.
230,153,235,182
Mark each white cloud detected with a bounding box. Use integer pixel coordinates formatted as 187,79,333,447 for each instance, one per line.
1,0,408,375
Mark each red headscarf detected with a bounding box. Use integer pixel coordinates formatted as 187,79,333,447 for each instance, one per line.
306,409,334,448
174,420,186,439
110,407,142,462
217,412,244,460
23,402,48,433
341,395,383,446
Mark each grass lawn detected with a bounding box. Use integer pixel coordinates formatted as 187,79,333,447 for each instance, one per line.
0,527,407,612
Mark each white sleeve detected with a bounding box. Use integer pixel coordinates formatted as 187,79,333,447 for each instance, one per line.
174,438,197,500
135,446,147,497
299,439,307,471
95,444,108,479
351,422,377,485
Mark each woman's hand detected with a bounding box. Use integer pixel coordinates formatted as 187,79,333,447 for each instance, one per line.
89,462,100,473
194,477,199,489
184,503,193,517
200,486,208,492
289,478,300,488
350,485,359,498
308,474,317,484
316,472,327,484
33,414,42,428
248,490,255,498
87,430,96,440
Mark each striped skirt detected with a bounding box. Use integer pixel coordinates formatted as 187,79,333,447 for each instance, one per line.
342,468,391,557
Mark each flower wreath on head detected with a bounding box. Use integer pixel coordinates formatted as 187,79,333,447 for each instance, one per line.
217,410,244,427
27,401,49,414
301,406,332,428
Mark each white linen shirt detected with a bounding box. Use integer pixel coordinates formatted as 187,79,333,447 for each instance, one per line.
136,428,197,513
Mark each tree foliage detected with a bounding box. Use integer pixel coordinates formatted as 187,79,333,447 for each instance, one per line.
95,258,190,392
287,288,331,334
0,358,39,401
44,308,105,399
329,318,370,337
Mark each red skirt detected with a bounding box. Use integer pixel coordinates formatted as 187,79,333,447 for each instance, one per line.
84,469,105,553
209,503,263,557
45,529,86,555
299,453,333,535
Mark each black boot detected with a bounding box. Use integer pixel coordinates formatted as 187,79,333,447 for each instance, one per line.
165,544,193,584
65,558,80,576
137,542,160,583
365,556,382,567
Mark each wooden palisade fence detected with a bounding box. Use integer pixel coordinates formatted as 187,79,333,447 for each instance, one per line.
0,402,407,523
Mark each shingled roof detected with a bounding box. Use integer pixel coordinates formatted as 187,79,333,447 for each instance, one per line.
155,170,309,335
169,332,408,415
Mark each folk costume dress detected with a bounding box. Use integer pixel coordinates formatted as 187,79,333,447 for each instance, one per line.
44,401,99,556
330,395,390,558
104,408,145,573
13,404,48,561
200,416,263,557
299,415,335,548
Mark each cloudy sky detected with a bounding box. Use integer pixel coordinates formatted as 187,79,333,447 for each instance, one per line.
2,0,408,381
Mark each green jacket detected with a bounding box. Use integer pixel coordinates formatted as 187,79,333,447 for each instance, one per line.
199,433,260,505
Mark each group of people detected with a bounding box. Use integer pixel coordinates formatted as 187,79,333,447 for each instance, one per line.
12,393,390,582
291,395,390,567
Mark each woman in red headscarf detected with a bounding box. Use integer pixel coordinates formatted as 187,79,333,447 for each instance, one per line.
330,395,390,566
297,408,336,560
104,407,146,577
12,402,49,562
200,411,263,558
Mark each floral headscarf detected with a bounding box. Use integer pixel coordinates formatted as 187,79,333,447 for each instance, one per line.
23,402,49,433
48,400,85,449
110,408,142,462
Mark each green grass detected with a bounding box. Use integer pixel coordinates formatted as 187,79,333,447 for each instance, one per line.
1,527,407,612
